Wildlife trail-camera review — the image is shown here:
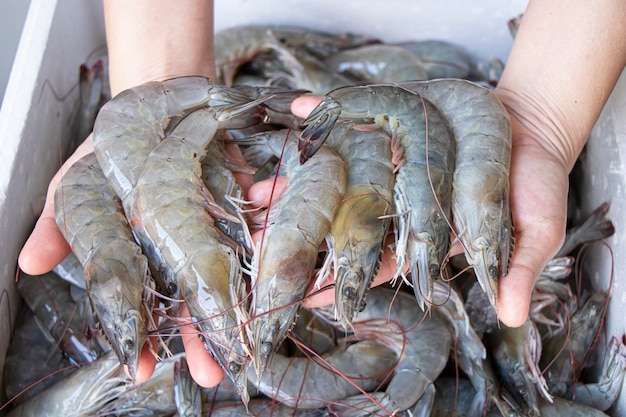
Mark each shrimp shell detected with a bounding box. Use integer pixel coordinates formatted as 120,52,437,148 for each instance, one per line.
93,76,269,301
54,152,150,379
299,84,456,309
321,121,395,324
248,339,397,409
327,287,453,415
401,79,513,310
237,129,346,378
133,106,264,403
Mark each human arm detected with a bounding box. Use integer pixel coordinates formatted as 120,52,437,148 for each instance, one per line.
18,0,223,386
494,0,626,326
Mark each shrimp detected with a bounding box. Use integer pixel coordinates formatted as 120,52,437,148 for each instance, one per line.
400,79,512,311
396,40,476,79
5,352,128,417
299,84,456,309
321,121,395,325
54,152,151,379
540,290,608,397
215,25,374,89
326,286,453,416
3,307,75,407
556,201,614,257
234,129,346,378
324,44,430,83
200,138,255,252
392,101,455,310
92,76,278,301
487,320,548,417
248,339,397,409
133,105,269,403
15,269,105,366
566,335,626,412
104,353,201,416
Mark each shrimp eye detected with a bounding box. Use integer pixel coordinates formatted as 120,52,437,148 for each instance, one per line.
167,282,178,296
429,263,440,277
489,265,498,277
124,339,134,351
228,361,242,374
261,341,273,357
344,286,357,300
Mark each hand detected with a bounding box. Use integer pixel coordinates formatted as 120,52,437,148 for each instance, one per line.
495,109,568,327
17,140,253,387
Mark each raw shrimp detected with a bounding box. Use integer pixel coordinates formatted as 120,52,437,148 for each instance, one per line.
392,100,455,310
93,76,274,300
567,335,626,411
396,40,476,79
2,308,75,407
5,352,128,417
133,105,267,403
104,354,200,416
54,152,151,379
309,121,395,325
487,319,549,417
248,339,397,409
401,79,512,310
326,286,453,416
540,290,608,397
324,44,429,83
234,128,346,378
215,25,373,89
15,270,105,365
430,280,511,416
299,84,456,310
556,201,614,257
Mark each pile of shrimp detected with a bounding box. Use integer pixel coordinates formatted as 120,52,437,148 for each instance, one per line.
3,23,626,416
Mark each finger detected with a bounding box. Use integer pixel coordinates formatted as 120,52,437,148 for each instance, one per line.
178,304,225,388
290,96,323,119
128,337,158,383
246,176,287,208
19,136,95,275
223,142,255,196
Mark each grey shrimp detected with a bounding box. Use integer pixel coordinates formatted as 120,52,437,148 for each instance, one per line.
133,105,269,403
248,339,397,409
54,152,151,379
234,128,346,378
321,121,396,325
326,287,453,416
401,79,513,310
92,76,291,301
299,84,456,310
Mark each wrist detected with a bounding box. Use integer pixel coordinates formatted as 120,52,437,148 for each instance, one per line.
104,0,215,96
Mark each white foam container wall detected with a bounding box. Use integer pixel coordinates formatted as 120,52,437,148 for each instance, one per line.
1,0,623,414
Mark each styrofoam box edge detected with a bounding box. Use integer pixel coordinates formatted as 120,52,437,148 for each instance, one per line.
2,0,623,414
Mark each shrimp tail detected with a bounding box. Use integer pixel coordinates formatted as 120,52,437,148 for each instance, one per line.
298,98,342,163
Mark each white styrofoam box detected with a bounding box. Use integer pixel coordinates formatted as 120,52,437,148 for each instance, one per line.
2,0,624,414
0,0,32,109
0,0,105,405
580,70,626,416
